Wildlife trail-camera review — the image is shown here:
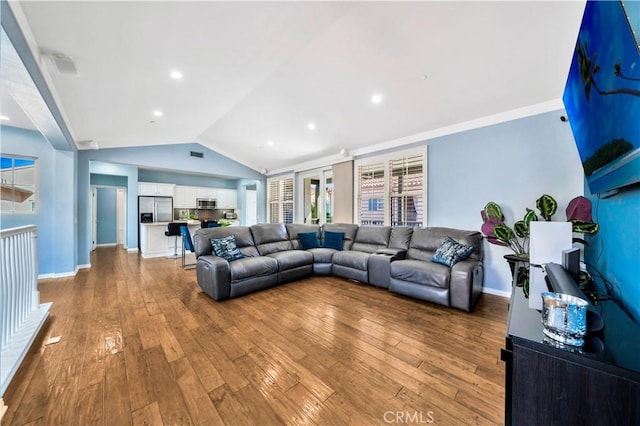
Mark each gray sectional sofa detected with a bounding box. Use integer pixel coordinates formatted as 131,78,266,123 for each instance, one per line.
193,223,484,312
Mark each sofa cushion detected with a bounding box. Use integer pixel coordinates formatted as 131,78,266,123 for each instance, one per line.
390,259,450,289
298,232,321,249
388,227,414,250
286,224,321,249
408,227,483,261
267,250,314,271
194,227,256,257
210,236,244,262
351,226,391,254
431,237,474,267
251,223,293,255
332,251,370,271
307,247,337,264
323,231,344,250
229,256,279,282
322,223,358,250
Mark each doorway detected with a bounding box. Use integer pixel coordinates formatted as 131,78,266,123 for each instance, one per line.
91,185,127,250
245,185,257,226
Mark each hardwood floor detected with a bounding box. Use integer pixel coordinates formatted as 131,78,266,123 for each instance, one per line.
2,246,508,425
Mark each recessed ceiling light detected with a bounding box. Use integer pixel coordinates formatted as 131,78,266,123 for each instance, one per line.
371,94,383,104
0,115,9,121
170,71,183,79
267,140,274,146
153,110,163,117
308,122,316,131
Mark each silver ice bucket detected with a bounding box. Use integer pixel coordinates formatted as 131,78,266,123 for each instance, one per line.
541,292,588,346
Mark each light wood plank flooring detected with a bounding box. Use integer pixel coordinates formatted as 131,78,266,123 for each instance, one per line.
2,246,508,425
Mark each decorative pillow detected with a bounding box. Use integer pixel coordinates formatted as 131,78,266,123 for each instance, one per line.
298,232,321,249
431,237,474,267
323,231,345,251
210,235,244,262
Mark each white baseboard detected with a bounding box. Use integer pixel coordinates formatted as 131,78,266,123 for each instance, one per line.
96,243,117,247
37,263,91,280
127,247,139,253
482,287,511,298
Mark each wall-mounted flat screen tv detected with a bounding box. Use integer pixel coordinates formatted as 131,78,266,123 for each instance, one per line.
562,0,640,194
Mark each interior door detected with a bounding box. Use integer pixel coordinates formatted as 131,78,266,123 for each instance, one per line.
245,188,257,226
91,187,97,250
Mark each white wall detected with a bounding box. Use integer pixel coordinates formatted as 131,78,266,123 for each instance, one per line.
426,110,584,294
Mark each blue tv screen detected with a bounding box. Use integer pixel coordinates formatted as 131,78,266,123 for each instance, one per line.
562,0,640,194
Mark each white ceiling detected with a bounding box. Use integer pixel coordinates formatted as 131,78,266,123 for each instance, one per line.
5,1,586,173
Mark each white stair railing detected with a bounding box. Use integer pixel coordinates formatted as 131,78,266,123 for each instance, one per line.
0,225,51,397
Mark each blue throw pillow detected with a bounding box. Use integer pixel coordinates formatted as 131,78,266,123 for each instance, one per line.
298,232,321,249
431,237,474,267
323,231,345,250
210,235,244,262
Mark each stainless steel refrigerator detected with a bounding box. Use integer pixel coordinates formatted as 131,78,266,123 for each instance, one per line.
138,196,173,223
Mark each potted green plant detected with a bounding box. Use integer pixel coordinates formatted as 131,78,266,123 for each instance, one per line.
480,194,598,295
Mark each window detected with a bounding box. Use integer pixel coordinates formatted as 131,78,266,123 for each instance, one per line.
355,149,426,227
268,176,294,224
1,155,37,213
389,155,424,227
358,162,385,226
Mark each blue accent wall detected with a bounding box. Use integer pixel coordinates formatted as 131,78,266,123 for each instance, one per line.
0,126,77,276
585,185,640,322
96,187,117,245
426,110,584,295
91,173,128,187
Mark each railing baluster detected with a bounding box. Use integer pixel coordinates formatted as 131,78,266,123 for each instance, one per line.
0,225,51,397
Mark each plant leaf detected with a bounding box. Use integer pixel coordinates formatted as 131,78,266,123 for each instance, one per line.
570,220,599,234
566,196,593,222
516,266,529,289
514,220,528,238
483,202,503,221
536,194,557,221
494,223,515,244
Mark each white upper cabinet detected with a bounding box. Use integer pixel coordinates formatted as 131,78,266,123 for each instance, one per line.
196,187,217,200
138,182,175,196
217,189,237,209
174,186,197,208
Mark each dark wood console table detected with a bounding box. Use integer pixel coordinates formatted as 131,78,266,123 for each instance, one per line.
502,284,640,425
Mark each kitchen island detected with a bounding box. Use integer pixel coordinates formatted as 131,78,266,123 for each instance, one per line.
139,220,200,258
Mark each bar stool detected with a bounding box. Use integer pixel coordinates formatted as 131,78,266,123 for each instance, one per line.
165,222,182,259
180,226,196,269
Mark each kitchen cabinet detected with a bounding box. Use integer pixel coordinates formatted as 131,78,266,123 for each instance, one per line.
196,187,217,200
216,189,237,209
138,182,175,197
174,185,197,208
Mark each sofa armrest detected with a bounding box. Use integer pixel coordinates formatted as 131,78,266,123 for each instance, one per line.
449,260,484,312
196,255,231,301
374,247,406,260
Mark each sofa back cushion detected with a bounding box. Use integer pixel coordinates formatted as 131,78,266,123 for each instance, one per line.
351,226,391,253
322,223,358,250
407,227,483,262
194,227,259,258
251,223,292,255
388,227,414,250
285,224,321,250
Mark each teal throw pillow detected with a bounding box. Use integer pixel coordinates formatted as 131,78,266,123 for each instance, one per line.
431,237,474,267
210,235,244,262
298,232,321,249
323,231,345,250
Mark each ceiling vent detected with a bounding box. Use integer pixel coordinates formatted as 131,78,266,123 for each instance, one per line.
190,151,204,158
77,139,98,150
41,51,78,76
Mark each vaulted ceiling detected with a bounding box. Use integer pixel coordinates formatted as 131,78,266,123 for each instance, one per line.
2,1,585,173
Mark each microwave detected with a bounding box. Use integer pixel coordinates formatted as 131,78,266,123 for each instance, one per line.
197,198,217,209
